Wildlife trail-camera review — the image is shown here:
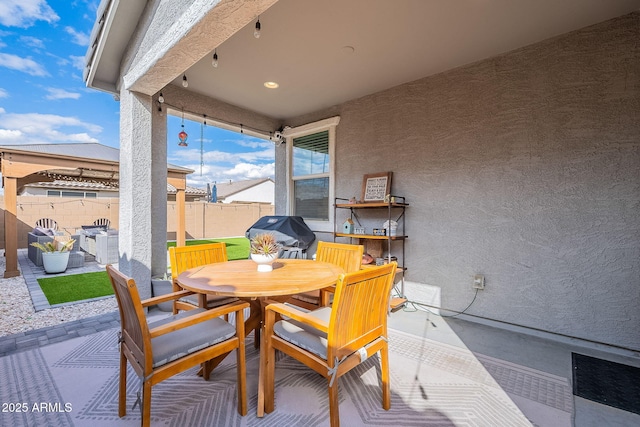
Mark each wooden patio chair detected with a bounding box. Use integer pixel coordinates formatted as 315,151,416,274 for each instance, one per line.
169,243,239,314
288,241,363,310
35,218,59,231
262,262,397,427
105,265,248,427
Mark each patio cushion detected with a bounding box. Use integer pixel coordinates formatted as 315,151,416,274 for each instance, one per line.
149,308,236,367
67,251,85,268
179,294,239,309
273,306,332,359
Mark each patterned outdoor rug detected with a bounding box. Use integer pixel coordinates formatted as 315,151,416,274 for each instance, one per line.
0,327,572,426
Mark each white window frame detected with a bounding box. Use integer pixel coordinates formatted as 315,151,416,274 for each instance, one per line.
283,116,340,233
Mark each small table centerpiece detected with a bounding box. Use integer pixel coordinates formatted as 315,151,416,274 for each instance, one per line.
250,233,280,272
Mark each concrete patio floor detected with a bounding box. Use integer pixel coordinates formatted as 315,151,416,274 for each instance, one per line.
1,250,638,426
388,308,640,427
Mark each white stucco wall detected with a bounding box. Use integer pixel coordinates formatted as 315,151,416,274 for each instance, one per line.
279,13,640,351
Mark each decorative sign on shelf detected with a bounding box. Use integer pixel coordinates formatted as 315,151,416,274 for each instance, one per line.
361,172,392,203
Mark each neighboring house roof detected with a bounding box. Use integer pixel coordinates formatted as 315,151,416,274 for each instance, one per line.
214,178,273,200
1,142,200,198
167,183,206,197
4,142,120,162
0,142,193,174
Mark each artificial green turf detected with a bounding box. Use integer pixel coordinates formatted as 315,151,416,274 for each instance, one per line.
166,237,250,260
37,239,250,305
37,271,114,305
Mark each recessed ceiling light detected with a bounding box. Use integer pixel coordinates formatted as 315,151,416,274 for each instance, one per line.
264,81,279,89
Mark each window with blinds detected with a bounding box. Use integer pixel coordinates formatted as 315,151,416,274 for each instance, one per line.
292,131,329,220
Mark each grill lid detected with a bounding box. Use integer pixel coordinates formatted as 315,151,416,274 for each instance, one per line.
246,216,315,250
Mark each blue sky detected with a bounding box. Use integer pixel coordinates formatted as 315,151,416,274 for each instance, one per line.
0,0,274,189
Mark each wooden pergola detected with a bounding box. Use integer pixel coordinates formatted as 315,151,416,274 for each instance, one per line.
0,145,189,278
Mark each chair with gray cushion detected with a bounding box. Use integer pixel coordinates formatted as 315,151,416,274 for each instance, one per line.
262,262,397,427
105,265,248,427
288,241,364,310
169,243,239,314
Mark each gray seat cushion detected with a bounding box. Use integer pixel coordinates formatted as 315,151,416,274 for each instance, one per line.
180,294,239,309
149,308,236,367
291,290,320,304
273,306,332,360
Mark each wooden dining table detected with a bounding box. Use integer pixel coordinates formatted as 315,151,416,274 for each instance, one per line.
176,258,344,416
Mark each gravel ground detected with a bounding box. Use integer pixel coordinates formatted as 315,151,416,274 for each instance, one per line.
0,255,118,337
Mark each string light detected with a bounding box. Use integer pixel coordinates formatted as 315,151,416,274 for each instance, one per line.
160,101,285,145
212,50,218,68
157,92,165,112
254,17,261,38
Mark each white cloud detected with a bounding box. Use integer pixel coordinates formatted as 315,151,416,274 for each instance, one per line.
69,55,85,71
185,161,275,186
0,110,102,143
0,129,23,140
235,138,272,149
0,0,59,28
45,87,81,100
0,52,48,76
225,162,275,179
20,35,45,49
65,26,89,46
0,88,8,98
171,146,274,164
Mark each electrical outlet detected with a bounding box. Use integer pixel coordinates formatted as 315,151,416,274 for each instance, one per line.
473,274,485,290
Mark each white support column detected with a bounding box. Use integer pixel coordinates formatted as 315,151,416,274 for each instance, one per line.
118,89,167,299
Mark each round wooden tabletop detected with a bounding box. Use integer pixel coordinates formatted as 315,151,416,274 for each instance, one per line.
176,258,344,298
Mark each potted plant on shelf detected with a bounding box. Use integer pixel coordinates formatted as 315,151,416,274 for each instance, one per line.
250,233,281,272
30,238,76,274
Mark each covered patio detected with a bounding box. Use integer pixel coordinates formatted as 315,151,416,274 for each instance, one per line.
84,0,639,352
75,0,640,424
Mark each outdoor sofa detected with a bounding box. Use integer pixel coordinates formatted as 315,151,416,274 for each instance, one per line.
27,230,85,269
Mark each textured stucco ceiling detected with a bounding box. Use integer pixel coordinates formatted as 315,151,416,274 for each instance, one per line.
171,0,639,120
86,0,640,121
